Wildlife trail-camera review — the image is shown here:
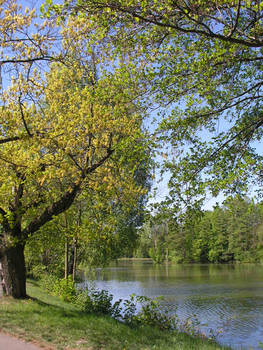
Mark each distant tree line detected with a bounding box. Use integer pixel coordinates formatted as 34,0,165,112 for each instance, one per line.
135,196,263,264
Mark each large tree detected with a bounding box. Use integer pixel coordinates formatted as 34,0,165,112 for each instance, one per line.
58,0,263,204
0,2,148,297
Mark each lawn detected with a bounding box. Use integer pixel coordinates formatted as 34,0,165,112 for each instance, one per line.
0,280,232,350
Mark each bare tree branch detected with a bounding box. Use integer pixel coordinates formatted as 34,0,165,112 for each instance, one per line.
18,95,32,137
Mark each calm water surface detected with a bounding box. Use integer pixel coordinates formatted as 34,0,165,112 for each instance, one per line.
81,261,263,350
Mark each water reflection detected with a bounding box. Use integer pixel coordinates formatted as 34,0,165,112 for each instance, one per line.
80,261,263,350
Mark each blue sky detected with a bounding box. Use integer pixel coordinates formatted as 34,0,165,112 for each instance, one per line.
16,0,263,212
146,100,263,212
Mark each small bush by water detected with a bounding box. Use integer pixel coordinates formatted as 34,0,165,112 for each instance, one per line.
40,274,220,340
0,279,231,350
40,274,77,302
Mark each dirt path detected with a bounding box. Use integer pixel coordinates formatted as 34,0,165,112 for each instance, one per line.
0,333,43,350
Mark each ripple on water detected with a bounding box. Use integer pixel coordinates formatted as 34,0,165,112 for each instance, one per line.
81,263,263,350
169,295,263,350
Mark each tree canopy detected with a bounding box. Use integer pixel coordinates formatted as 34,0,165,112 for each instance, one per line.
57,0,263,206
0,1,150,297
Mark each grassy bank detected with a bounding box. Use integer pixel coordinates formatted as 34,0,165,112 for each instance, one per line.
0,281,231,350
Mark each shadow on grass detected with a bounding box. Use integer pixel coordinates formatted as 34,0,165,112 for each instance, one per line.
0,292,232,350
0,282,230,350
27,291,114,323
27,279,41,287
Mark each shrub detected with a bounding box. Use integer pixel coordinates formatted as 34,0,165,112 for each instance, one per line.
40,275,210,337
122,294,177,330
122,294,138,325
73,289,176,330
39,274,58,294
74,288,122,317
53,276,77,302
40,275,77,302
27,264,47,280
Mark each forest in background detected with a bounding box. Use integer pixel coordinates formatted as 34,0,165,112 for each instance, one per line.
135,196,263,264
25,194,263,279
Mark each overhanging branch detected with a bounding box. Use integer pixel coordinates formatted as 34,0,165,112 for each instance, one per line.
22,146,114,238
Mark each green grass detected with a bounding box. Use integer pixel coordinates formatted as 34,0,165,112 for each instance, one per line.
0,280,232,350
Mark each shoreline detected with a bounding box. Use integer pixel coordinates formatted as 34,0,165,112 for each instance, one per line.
0,280,232,350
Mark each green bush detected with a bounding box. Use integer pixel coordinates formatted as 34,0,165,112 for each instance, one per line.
74,288,122,317
73,289,176,330
53,276,77,302
122,294,138,324
122,294,177,330
27,264,47,280
39,274,58,294
40,275,77,302
40,274,210,337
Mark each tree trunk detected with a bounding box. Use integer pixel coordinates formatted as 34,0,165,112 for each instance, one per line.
68,238,78,280
0,243,26,298
0,262,4,297
65,237,69,280
166,246,169,263
165,221,169,263
72,239,77,282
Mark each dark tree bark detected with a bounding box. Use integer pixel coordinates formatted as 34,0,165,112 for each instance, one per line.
0,242,26,298
72,240,77,282
68,238,78,281
0,262,4,296
68,244,74,277
65,237,69,280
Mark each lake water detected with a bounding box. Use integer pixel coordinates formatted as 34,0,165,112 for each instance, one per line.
81,260,263,350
